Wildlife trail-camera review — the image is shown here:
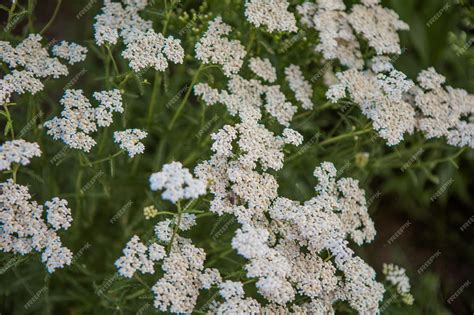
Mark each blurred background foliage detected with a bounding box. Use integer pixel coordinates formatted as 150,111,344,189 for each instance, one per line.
0,0,473,314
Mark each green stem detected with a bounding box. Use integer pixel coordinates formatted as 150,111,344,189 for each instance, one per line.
146,72,162,129
316,101,334,112
106,45,120,76
167,202,182,253
12,164,19,183
27,0,35,32
424,147,467,169
286,126,372,162
6,1,17,26
83,150,125,166
168,64,205,130
2,104,15,139
134,274,150,289
39,0,62,35
246,29,256,53
145,0,177,129
118,72,133,90
243,279,257,285
293,110,313,120
319,126,372,146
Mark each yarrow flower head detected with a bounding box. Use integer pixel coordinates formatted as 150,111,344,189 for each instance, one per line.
45,198,73,231
150,237,220,313
115,235,165,278
249,57,277,83
93,0,152,46
285,64,314,110
113,129,147,158
383,263,414,305
195,73,302,126
45,89,123,152
414,67,474,148
0,70,44,105
122,29,184,72
0,34,68,78
195,17,246,77
0,140,41,171
0,34,68,104
116,231,222,313
327,68,416,145
348,2,409,55
244,0,297,33
52,41,88,65
149,162,207,204
0,180,73,273
94,89,124,127
296,0,408,68
299,0,363,69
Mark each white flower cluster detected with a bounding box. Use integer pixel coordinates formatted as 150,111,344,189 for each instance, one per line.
383,263,414,305
0,34,68,104
195,76,265,122
0,179,73,273
113,129,147,157
44,89,123,152
0,70,43,105
195,125,299,222
244,0,297,33
210,280,261,313
249,57,277,83
327,66,474,148
195,157,383,313
0,34,68,78
52,41,88,65
195,17,246,77
349,2,409,55
115,235,165,278
414,67,474,148
195,26,318,126
45,197,73,231
93,90,124,127
297,0,408,68
115,233,222,313
93,0,152,46
299,0,362,69
195,73,300,126
285,64,314,110
192,61,387,311
0,140,41,171
151,237,221,313
153,213,197,243
327,68,416,145
122,29,184,72
149,162,207,204
215,161,380,312
94,1,183,72
265,85,298,126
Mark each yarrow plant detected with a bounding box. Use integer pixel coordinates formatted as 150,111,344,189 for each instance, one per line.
1,0,473,314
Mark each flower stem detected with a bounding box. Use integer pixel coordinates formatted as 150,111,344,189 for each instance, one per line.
39,0,62,35
319,126,372,146
83,150,126,166
6,1,17,26
168,64,205,130
167,202,182,253
106,45,120,76
2,104,15,139
146,72,162,129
